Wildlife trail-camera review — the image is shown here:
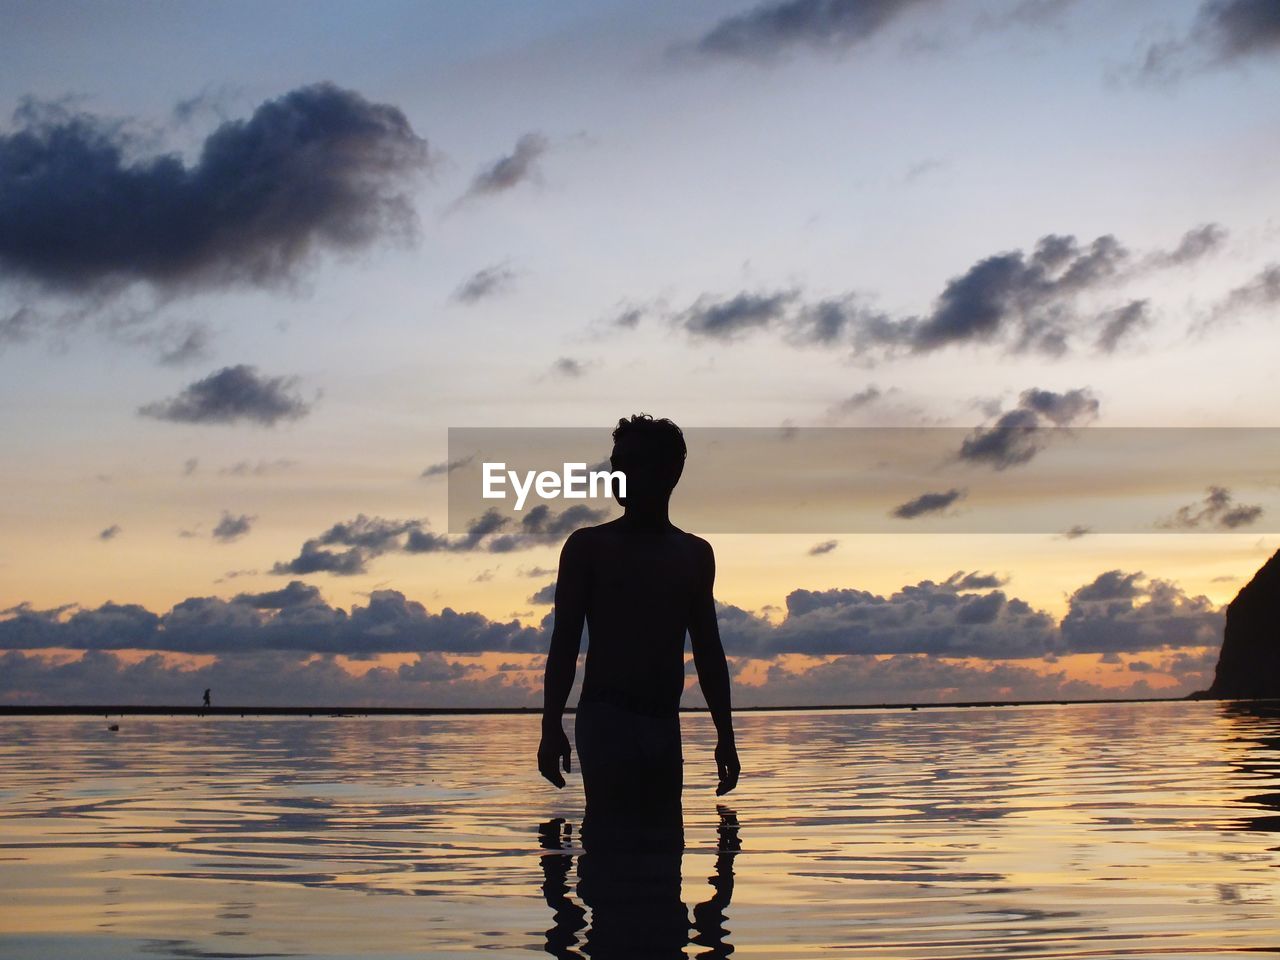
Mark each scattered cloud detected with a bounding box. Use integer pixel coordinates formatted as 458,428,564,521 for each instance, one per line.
548,356,586,379
272,505,610,576
420,455,473,479
892,488,965,519
957,386,1099,469
827,385,883,418
1058,570,1222,653
1146,223,1227,267
1094,300,1151,353
1157,486,1264,530
0,565,1224,704
98,524,121,541
677,290,800,341
1201,264,1280,330
139,365,312,426
453,263,515,303
211,511,255,543
219,459,298,477
668,227,1221,359
459,132,548,200
1140,0,1280,80
676,0,939,64
808,539,839,556
529,581,557,605
0,84,430,344
613,306,645,329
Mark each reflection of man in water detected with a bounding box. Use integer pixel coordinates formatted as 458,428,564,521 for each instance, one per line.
538,808,741,960
537,414,740,825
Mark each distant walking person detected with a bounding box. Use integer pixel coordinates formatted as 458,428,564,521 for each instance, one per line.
538,414,740,828
202,688,211,709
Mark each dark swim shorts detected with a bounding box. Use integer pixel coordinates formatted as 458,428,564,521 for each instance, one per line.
574,699,684,822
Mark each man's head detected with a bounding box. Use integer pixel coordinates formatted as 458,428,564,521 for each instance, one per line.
610,414,685,506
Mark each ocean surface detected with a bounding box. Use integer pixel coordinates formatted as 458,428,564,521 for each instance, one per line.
1,700,1278,959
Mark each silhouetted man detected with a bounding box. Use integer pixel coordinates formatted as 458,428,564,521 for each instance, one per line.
537,414,740,828
202,688,211,708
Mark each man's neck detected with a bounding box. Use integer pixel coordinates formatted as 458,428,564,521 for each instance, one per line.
621,501,672,531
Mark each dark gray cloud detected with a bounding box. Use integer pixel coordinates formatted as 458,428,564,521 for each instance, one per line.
139,365,311,426
0,647,532,709
1058,524,1092,540
1141,0,1280,78
482,504,610,553
788,296,891,347
1059,570,1221,654
273,514,422,576
958,386,1098,470
717,568,1221,662
1095,300,1151,353
420,455,473,479
680,0,938,62
808,539,839,556
1157,486,1264,530
1018,386,1100,425
234,580,324,610
829,386,882,416
0,584,542,657
677,290,799,340
891,488,964,519
529,581,557,605
1206,264,1280,327
462,132,548,198
613,307,645,329
274,505,609,575
0,567,1223,705
907,234,1127,355
671,227,1219,358
0,84,429,297
212,511,254,542
1148,223,1227,267
453,263,515,303
720,577,1059,659
272,542,368,576
98,524,121,541
944,570,1009,590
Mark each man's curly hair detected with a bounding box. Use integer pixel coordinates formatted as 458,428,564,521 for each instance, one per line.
612,413,686,470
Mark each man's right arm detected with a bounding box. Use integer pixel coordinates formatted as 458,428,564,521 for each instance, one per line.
688,537,740,796
537,529,588,788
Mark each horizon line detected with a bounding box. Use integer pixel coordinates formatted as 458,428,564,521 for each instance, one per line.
4,694,1274,718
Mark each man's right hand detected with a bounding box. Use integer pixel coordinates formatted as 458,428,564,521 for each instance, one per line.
715,737,740,796
537,723,572,788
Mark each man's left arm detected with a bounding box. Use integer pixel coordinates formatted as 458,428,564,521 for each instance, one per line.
688,539,740,796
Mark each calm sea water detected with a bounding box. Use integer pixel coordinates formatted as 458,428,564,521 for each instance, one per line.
1,700,1278,959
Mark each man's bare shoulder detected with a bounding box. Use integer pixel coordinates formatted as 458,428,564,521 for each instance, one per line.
670,527,711,548
561,519,617,553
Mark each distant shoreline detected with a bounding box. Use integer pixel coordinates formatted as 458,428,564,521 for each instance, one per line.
3,695,1276,717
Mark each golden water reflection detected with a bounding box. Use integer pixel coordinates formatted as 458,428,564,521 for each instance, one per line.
0,700,1277,958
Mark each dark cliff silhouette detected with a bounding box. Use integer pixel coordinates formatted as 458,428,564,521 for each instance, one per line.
1204,549,1280,700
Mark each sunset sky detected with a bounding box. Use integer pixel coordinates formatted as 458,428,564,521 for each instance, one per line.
2,0,1279,706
